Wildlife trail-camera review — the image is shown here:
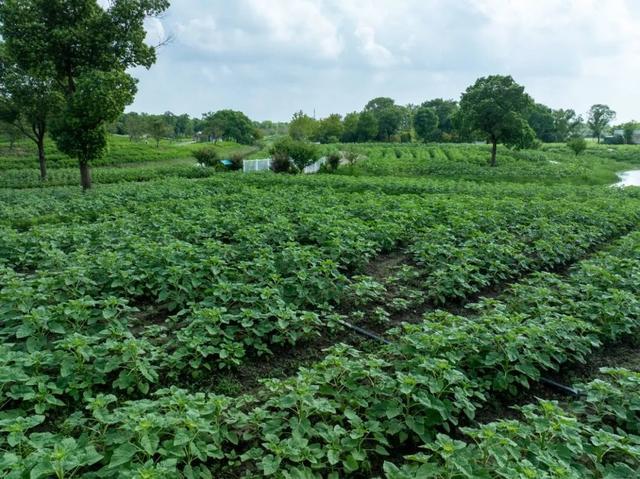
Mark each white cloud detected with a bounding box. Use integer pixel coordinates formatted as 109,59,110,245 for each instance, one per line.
128,0,640,122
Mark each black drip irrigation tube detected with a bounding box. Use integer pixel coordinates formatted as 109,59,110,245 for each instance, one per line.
336,319,583,397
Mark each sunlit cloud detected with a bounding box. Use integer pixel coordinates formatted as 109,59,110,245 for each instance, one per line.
128,0,640,122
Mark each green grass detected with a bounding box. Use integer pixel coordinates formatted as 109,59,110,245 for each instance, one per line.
316,142,640,186
0,134,256,170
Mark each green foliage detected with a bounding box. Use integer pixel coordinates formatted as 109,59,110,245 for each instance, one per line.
325,152,341,171
0,0,170,189
1,139,640,477
420,99,459,141
554,108,583,142
202,109,258,145
459,75,536,165
341,111,360,142
621,121,640,145
269,137,319,173
527,102,556,142
567,136,588,156
385,369,640,479
0,41,59,179
364,97,403,141
314,113,343,144
148,117,171,147
50,70,137,163
356,111,379,142
288,110,317,141
588,104,616,143
414,106,439,142
192,147,219,167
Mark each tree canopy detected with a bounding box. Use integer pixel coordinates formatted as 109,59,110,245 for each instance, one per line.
0,0,170,189
203,109,259,145
0,42,59,180
587,104,616,144
414,106,439,142
458,75,535,166
288,111,317,141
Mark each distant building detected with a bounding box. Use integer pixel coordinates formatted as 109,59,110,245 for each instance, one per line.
611,129,640,144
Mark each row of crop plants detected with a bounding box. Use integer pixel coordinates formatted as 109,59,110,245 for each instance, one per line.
326,143,601,183
385,367,640,478
2,173,637,230
2,223,640,477
1,181,637,384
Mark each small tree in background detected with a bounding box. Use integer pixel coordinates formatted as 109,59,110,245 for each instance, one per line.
124,113,147,142
148,117,170,147
0,46,58,180
192,147,219,167
587,104,616,144
567,136,587,156
270,137,319,173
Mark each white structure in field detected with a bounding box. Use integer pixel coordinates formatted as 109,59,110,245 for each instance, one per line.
243,158,271,173
303,157,326,174
243,157,327,174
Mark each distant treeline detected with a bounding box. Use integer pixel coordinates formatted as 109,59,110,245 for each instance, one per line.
289,98,636,145
108,111,288,144
108,98,638,148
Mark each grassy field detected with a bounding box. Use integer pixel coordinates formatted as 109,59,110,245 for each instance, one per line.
0,134,255,170
1,142,640,477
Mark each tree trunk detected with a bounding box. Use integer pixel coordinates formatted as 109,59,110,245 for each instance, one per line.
37,137,47,181
490,139,497,167
79,159,92,191
597,134,601,144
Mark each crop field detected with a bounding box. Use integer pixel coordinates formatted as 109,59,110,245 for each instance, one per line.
1,143,640,478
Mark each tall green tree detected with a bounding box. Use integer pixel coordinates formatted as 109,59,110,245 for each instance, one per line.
587,104,616,144
364,97,401,141
0,0,170,190
0,43,58,180
413,106,439,142
458,75,535,167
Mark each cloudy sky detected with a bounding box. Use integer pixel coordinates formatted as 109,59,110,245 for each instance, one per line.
129,0,640,122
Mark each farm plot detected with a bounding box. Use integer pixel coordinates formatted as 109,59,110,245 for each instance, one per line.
1,173,640,477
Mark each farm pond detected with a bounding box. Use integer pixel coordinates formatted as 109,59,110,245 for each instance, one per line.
616,170,640,187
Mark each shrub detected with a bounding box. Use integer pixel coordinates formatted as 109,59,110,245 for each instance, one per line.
325,152,341,171
344,150,359,166
269,137,319,173
229,153,243,171
567,136,587,156
192,147,219,167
